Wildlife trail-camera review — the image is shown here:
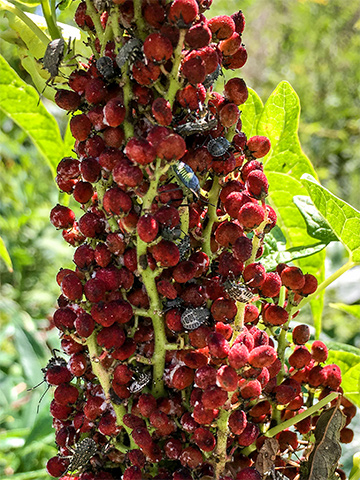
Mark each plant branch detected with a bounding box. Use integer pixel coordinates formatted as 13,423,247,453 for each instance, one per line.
41,0,62,40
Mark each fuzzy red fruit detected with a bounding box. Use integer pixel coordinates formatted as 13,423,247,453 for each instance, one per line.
207,332,229,359
216,365,238,391
224,191,252,218
45,364,73,385
144,33,173,63
50,205,75,229
229,410,247,435
193,427,216,452
171,366,194,390
215,222,243,247
243,262,266,288
323,364,342,390
46,456,69,477
208,15,235,40
125,137,156,165
246,170,269,199
103,98,126,127
152,240,180,267
237,423,260,447
151,98,173,126
185,23,212,48
219,103,240,128
202,385,228,408
297,273,318,296
260,272,282,298
192,403,217,425
194,365,217,389
173,261,197,283
248,345,277,368
281,266,305,291
168,0,199,26
68,352,87,377
156,133,186,161
61,273,83,300
80,157,101,183
182,55,206,84
55,90,81,111
240,379,262,399
232,236,253,262
311,340,328,363
219,32,242,57
179,446,203,469
247,136,271,158
292,324,311,345
262,304,289,326
289,346,312,369
103,187,132,215
70,114,92,141
177,84,206,110
238,202,265,229
132,60,161,86
236,468,261,480
54,384,79,406
228,343,249,370
223,45,248,70
137,214,159,243
211,298,237,322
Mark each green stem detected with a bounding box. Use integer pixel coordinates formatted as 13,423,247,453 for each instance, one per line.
100,17,114,56
230,302,245,346
96,179,119,232
85,0,104,45
86,332,136,449
111,5,122,43
296,259,356,311
133,0,147,39
214,408,231,480
203,176,220,259
121,63,135,140
166,29,186,106
41,0,62,40
246,215,269,266
0,0,50,45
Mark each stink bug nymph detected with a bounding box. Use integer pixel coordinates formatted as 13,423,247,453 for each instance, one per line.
207,136,232,158
41,38,65,80
223,278,254,303
64,437,98,474
172,161,200,197
96,56,116,80
129,371,152,393
116,38,142,69
181,307,210,331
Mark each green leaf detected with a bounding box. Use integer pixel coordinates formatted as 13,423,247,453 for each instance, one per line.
63,117,75,158
293,195,338,243
240,87,264,138
301,174,360,263
0,236,13,271
23,408,53,447
324,341,360,357
261,242,327,272
249,81,326,329
329,303,360,320
0,54,63,176
326,349,360,407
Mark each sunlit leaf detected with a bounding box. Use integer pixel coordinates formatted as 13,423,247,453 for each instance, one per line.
326,348,360,407
301,174,360,263
240,87,264,138
0,54,63,176
0,235,13,271
329,303,360,320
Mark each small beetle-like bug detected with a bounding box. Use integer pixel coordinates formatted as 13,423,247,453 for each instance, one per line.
96,56,115,79
172,161,200,197
41,38,65,80
177,235,191,261
181,307,210,331
175,112,218,137
64,437,98,474
223,278,254,303
129,371,152,394
203,64,223,89
116,38,142,69
207,136,232,158
160,225,182,241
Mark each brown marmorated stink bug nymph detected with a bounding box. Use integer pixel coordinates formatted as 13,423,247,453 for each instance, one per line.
181,307,210,331
64,437,98,474
223,278,254,303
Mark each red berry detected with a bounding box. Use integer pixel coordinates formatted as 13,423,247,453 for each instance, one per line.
292,324,311,345
193,427,216,452
144,33,173,63
55,89,81,111
228,343,249,370
70,114,92,141
247,136,271,158
50,205,75,229
151,240,180,267
103,98,126,127
208,15,235,40
125,137,156,165
168,0,199,26
171,366,194,390
311,340,328,363
248,345,277,368
289,346,312,369
262,304,289,326
281,266,305,291
238,202,265,229
229,410,247,435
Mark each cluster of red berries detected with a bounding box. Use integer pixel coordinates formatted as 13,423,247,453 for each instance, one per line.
44,0,355,479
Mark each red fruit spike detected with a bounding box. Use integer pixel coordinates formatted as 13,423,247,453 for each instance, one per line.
311,340,328,363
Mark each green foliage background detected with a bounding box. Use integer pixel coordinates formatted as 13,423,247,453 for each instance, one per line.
0,0,359,478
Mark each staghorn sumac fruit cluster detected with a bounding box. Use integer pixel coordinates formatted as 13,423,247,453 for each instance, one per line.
44,0,355,479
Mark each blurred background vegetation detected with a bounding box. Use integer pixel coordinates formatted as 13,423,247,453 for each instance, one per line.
0,0,359,477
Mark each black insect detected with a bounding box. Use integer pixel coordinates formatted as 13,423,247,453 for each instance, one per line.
207,136,232,158
96,56,115,80
177,235,191,261
223,278,254,303
115,38,142,69
64,437,98,474
40,38,65,80
175,111,218,137
28,349,68,413
129,371,152,394
164,296,184,311
203,64,223,89
172,161,200,197
181,307,210,331
160,224,182,241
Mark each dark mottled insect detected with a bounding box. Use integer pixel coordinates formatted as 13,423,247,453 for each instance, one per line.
64,437,97,474
172,161,200,197
178,235,191,261
207,136,232,158
160,224,182,241
93,0,111,11
175,112,218,137
41,38,65,80
203,64,223,89
28,349,68,413
181,307,210,331
164,296,184,311
129,371,152,394
223,278,254,303
115,38,142,69
96,56,115,80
